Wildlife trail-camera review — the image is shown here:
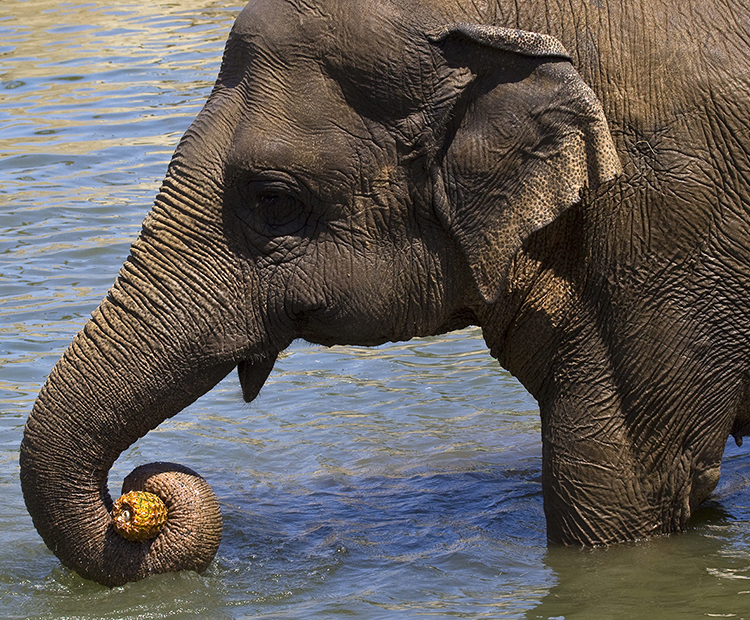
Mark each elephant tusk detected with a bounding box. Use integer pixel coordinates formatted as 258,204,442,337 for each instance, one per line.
111,490,168,542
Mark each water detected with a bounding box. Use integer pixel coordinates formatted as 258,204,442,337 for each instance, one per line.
2,1,750,618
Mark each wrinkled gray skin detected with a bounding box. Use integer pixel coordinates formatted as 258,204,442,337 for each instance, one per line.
21,0,750,586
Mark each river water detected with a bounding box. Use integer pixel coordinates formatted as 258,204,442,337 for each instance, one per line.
2,1,750,618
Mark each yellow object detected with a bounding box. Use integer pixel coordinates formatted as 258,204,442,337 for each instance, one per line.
111,490,168,542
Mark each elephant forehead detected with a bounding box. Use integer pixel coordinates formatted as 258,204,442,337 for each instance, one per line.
233,121,351,183
231,92,385,198
232,0,332,54
320,5,440,120
226,4,402,194
231,0,439,122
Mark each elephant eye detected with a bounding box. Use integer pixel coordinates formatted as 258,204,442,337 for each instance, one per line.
237,181,309,237
254,191,306,231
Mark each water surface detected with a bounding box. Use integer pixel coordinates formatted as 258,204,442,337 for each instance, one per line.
2,2,750,618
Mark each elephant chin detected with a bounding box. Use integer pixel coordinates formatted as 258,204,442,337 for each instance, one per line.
237,355,278,402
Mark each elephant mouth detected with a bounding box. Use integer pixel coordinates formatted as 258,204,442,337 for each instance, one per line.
237,354,278,402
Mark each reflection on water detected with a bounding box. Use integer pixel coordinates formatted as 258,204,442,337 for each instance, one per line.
2,1,750,618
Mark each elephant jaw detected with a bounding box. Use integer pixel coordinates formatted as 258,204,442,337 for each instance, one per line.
237,354,278,402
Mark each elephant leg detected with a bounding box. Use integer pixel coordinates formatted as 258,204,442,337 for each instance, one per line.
538,336,738,545
540,375,659,544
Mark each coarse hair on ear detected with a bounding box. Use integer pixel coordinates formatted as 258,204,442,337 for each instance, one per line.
427,23,621,304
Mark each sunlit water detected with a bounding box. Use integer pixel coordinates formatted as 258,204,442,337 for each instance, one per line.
2,2,750,618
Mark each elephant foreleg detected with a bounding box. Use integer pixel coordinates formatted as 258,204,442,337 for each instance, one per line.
539,348,735,545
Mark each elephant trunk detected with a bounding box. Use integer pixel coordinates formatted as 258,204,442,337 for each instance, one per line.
20,177,256,586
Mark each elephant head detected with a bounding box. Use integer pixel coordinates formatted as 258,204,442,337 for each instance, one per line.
20,0,619,586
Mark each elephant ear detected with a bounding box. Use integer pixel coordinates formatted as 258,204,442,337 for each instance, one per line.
428,24,621,304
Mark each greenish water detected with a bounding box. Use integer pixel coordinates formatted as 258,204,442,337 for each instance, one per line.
1,1,750,618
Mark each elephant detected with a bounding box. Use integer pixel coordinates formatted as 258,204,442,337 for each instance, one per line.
20,0,750,587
